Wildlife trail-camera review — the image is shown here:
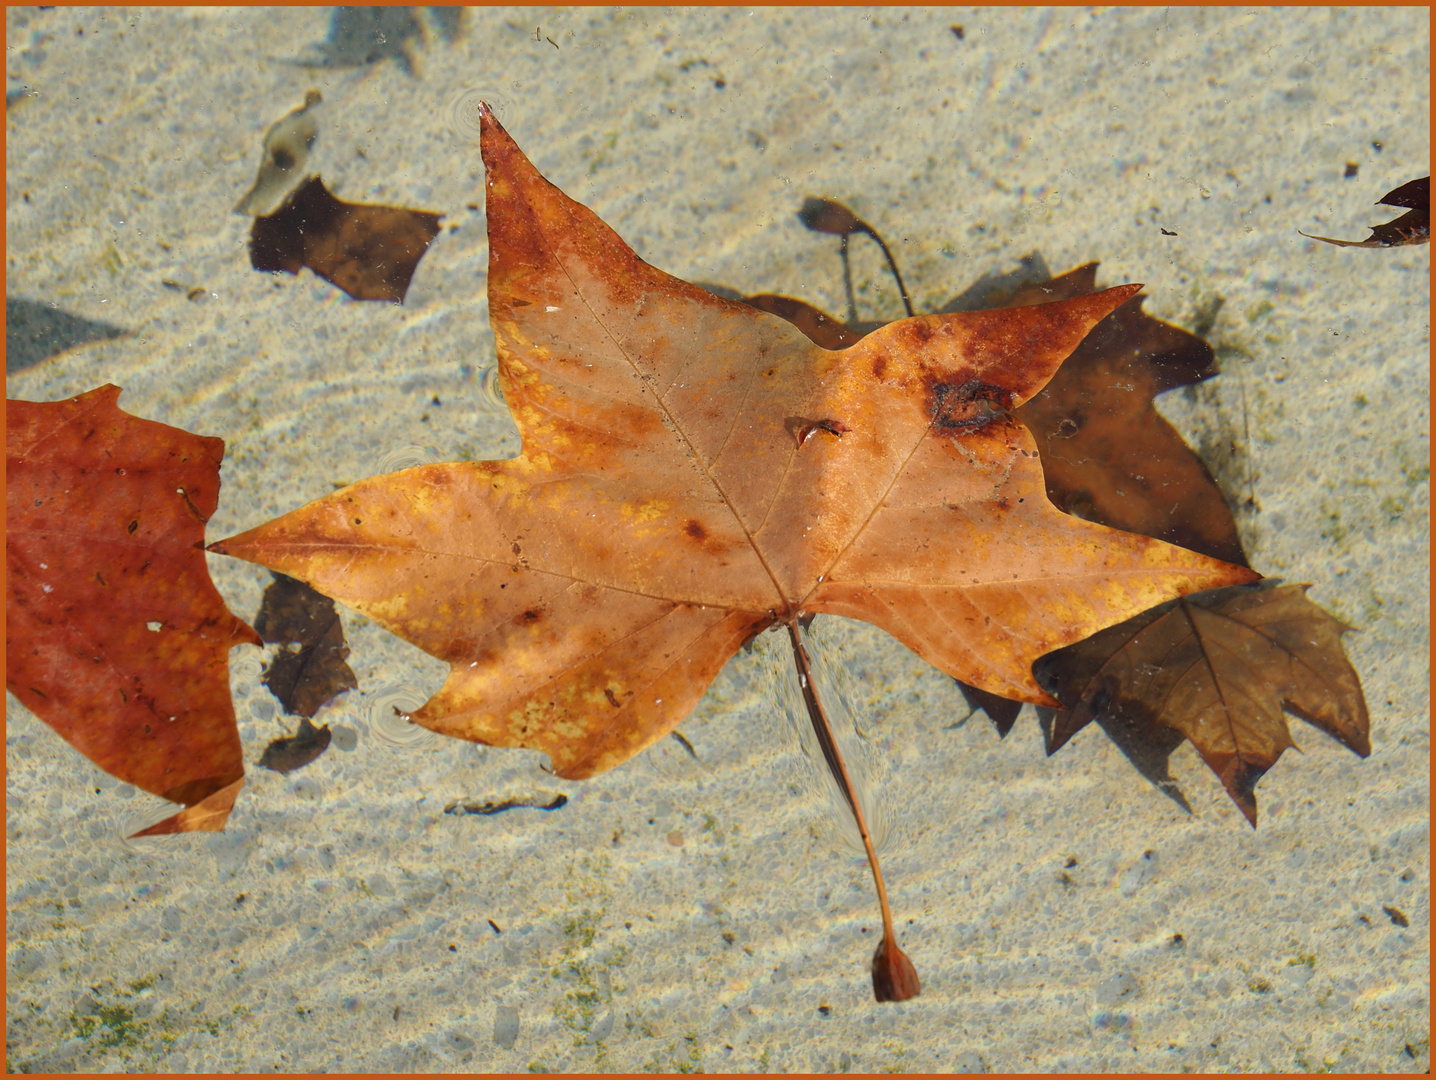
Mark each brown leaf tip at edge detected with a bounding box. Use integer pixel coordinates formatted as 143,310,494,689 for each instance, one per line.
872,935,921,1003
129,776,245,836
1210,753,1269,829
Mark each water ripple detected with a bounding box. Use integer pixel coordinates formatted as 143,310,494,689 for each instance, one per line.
364,683,443,754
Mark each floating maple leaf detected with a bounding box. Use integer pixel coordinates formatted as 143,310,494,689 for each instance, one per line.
210,106,1254,999
1035,584,1370,825
5,385,260,834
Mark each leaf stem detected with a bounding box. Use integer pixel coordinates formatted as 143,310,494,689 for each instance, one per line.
857,224,915,318
785,619,920,1002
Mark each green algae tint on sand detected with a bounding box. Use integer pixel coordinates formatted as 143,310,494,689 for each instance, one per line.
6,7,1429,1073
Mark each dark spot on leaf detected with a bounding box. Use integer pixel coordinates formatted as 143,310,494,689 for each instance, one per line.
929,379,1012,430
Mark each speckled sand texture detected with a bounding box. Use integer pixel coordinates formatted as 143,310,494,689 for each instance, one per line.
6,6,1429,1073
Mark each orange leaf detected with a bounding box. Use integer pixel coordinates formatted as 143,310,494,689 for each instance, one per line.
212,109,1256,781
6,385,259,826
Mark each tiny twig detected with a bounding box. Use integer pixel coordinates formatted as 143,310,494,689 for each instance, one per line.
786,619,920,1002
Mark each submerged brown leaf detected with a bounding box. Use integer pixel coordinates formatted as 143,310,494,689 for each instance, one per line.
1035,584,1370,825
257,716,333,774
743,293,865,350
763,204,1370,820
249,175,442,302
980,264,1248,568
254,572,357,718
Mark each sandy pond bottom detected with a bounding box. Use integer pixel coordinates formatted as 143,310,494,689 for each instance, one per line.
6,5,1430,1073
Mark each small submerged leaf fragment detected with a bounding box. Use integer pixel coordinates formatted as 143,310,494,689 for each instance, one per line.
258,716,333,774
1300,175,1430,248
249,176,442,303
254,572,357,718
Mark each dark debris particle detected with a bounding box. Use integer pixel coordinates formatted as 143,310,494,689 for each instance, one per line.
1382,905,1409,927
1344,161,1359,178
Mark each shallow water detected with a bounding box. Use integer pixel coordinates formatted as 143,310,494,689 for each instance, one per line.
6,7,1430,1073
